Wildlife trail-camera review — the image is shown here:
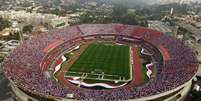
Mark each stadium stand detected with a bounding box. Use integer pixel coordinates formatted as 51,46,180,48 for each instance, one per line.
3,24,198,101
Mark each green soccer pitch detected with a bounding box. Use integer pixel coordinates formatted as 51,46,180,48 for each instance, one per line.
65,42,131,81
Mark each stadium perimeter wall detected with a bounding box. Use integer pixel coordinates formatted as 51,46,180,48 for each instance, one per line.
196,64,201,76
10,75,195,101
10,80,39,101
132,75,196,101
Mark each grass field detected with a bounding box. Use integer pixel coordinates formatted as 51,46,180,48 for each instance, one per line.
66,42,131,81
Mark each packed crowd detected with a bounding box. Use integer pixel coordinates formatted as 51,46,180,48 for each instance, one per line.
3,24,198,101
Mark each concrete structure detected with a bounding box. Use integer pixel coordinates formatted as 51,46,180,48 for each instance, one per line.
10,75,195,101
3,24,198,101
0,10,69,28
148,20,172,33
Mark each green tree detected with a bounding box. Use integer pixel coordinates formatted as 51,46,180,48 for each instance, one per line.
191,91,201,101
112,4,127,22
23,25,33,33
79,13,94,24
0,17,11,31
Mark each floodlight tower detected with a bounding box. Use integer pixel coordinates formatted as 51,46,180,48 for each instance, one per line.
11,21,24,43
170,8,174,16
18,24,24,43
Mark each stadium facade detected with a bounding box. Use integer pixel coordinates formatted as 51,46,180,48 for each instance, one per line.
3,24,198,101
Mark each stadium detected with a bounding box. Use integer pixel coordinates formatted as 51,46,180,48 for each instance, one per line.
3,24,198,101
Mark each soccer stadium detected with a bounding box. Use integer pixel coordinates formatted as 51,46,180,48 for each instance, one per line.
3,24,199,101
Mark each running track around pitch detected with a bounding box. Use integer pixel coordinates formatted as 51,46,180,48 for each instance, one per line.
58,44,144,88
58,43,89,88
132,47,144,85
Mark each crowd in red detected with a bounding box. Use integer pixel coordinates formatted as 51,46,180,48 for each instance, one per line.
3,24,198,100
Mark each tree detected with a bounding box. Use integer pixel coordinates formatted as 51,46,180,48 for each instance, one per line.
79,13,94,24
2,31,20,41
22,25,33,33
190,91,201,101
112,4,128,22
0,17,11,31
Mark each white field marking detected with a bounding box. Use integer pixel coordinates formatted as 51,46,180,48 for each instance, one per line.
129,46,133,81
66,71,120,77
